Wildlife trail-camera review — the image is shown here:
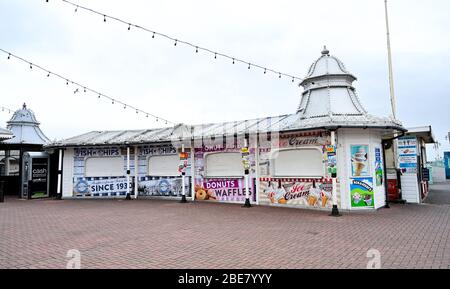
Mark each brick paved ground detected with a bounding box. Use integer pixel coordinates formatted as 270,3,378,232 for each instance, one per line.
425,181,450,205
1,193,450,269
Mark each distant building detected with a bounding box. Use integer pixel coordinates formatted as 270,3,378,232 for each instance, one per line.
0,103,54,199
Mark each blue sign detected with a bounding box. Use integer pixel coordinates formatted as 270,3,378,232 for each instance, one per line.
444,152,450,179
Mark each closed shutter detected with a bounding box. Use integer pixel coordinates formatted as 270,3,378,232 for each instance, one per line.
273,148,324,177
85,157,123,177
148,154,180,176
205,152,243,177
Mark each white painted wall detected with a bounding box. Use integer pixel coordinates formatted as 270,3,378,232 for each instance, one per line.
400,174,420,203
432,166,446,183
62,148,74,198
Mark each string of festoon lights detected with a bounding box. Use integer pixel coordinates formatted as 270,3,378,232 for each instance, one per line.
45,0,304,83
0,48,175,125
0,105,14,114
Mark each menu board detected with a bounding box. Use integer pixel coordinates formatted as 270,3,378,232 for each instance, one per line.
397,137,417,174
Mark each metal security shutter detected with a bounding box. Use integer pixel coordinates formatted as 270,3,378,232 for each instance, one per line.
273,148,324,177
205,152,243,178
85,157,124,177
148,154,180,176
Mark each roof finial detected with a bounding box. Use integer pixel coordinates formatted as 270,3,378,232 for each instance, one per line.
22,102,27,109
321,45,330,56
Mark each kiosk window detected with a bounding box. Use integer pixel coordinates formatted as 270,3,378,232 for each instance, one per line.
85,157,123,177
205,152,243,178
148,154,180,176
272,148,324,177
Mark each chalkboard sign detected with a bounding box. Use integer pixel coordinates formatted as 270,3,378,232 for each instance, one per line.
422,168,430,182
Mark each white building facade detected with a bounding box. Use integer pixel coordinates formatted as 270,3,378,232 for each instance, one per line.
48,48,405,211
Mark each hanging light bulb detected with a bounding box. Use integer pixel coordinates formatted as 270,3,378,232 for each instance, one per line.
279,73,281,79
264,68,266,74
30,63,33,69
248,63,251,69
146,114,149,118
83,87,86,93
292,77,295,83
232,58,235,64
214,53,217,59
128,24,131,30
195,46,198,53
47,72,50,77
7,54,10,59
75,6,78,12
174,39,177,46
152,32,155,38
156,117,159,122
124,104,127,109
66,80,69,85
136,109,138,114
103,15,106,22
112,99,115,104
98,94,101,98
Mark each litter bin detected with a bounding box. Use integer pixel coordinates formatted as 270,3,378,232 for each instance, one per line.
0,180,5,203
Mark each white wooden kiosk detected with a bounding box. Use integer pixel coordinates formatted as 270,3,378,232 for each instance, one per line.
397,126,435,203
47,48,405,212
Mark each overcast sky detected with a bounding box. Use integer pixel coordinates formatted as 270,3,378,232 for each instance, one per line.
1,0,449,159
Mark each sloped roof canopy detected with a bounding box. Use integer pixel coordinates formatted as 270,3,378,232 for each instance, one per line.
3,103,50,145
47,48,405,148
406,126,435,144
0,127,13,141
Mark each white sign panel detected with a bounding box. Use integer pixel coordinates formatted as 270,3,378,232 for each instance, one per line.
397,137,417,174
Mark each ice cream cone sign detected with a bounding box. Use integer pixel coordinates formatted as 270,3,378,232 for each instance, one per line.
351,145,368,176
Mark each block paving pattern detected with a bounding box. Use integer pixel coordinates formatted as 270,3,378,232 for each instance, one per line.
1,192,450,269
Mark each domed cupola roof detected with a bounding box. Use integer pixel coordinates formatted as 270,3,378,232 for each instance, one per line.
297,47,367,119
303,46,357,80
4,103,50,145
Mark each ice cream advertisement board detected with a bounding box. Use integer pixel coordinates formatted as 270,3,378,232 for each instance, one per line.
259,179,333,208
194,178,255,202
375,148,384,186
350,177,374,208
351,145,369,177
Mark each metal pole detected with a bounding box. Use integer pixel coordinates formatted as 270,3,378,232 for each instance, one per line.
382,141,390,208
126,146,131,200
180,143,187,203
330,130,340,216
4,150,10,176
134,146,138,199
190,139,195,201
243,137,251,208
385,0,397,120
